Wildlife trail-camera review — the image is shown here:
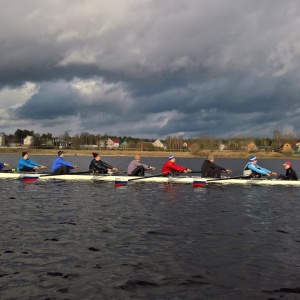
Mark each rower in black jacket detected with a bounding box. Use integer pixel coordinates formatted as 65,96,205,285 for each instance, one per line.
89,152,118,174
277,161,298,180
201,155,232,178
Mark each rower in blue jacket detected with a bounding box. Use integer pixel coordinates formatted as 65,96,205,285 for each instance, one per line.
244,156,276,178
17,152,47,172
52,151,78,174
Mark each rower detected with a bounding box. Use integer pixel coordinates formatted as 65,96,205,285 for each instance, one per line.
201,155,232,178
17,152,47,172
243,156,276,178
127,155,155,176
162,155,192,176
0,161,10,171
277,162,298,180
51,151,78,175
89,152,118,174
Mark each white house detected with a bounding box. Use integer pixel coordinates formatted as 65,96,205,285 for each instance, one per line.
107,138,120,148
23,135,34,146
152,139,165,149
219,143,226,151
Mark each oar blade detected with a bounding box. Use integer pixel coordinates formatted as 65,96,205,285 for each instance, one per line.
21,174,40,183
114,178,128,187
192,178,206,188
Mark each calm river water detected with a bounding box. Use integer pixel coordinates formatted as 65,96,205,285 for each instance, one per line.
1,154,300,299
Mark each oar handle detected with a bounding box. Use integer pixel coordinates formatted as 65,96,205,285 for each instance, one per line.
0,168,17,172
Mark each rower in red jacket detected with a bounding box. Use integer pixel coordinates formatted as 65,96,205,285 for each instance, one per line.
162,155,192,176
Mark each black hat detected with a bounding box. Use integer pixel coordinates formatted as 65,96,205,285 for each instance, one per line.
92,152,99,158
58,151,65,156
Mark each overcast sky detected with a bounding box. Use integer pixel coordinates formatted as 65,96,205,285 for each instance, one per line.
1,0,300,139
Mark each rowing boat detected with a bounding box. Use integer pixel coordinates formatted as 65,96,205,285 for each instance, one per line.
0,171,205,184
0,172,299,186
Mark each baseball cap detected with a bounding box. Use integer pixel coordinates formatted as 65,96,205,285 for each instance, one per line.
283,161,292,166
250,156,257,161
169,155,175,160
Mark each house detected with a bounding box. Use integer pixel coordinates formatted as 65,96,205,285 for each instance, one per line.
239,140,258,152
219,143,226,151
23,135,34,146
107,138,120,148
0,132,6,146
152,139,165,149
97,140,106,148
280,143,292,153
293,141,300,151
53,138,71,149
182,142,192,152
121,141,128,148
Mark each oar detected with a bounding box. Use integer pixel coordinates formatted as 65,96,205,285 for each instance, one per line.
1,168,17,172
128,172,165,182
39,170,123,178
39,171,92,177
115,172,166,187
207,175,250,182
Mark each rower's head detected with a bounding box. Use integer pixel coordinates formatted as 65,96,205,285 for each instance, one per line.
283,161,292,169
208,155,214,162
250,156,257,164
58,150,65,157
22,151,28,159
92,152,100,161
168,155,175,162
135,155,141,161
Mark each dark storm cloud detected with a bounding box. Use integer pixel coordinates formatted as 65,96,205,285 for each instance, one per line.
14,80,131,122
15,82,80,119
2,0,300,137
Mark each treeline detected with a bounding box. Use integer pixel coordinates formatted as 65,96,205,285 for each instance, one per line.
4,129,300,152
159,130,298,152
5,130,157,149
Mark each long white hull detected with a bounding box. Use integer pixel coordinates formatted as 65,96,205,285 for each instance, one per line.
206,178,300,185
0,172,204,184
0,172,299,186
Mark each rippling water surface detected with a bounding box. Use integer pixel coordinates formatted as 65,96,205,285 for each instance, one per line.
1,155,300,299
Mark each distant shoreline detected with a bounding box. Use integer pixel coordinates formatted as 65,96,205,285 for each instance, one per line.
0,148,296,159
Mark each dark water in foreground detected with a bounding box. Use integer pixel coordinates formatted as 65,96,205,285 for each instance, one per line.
1,155,300,299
